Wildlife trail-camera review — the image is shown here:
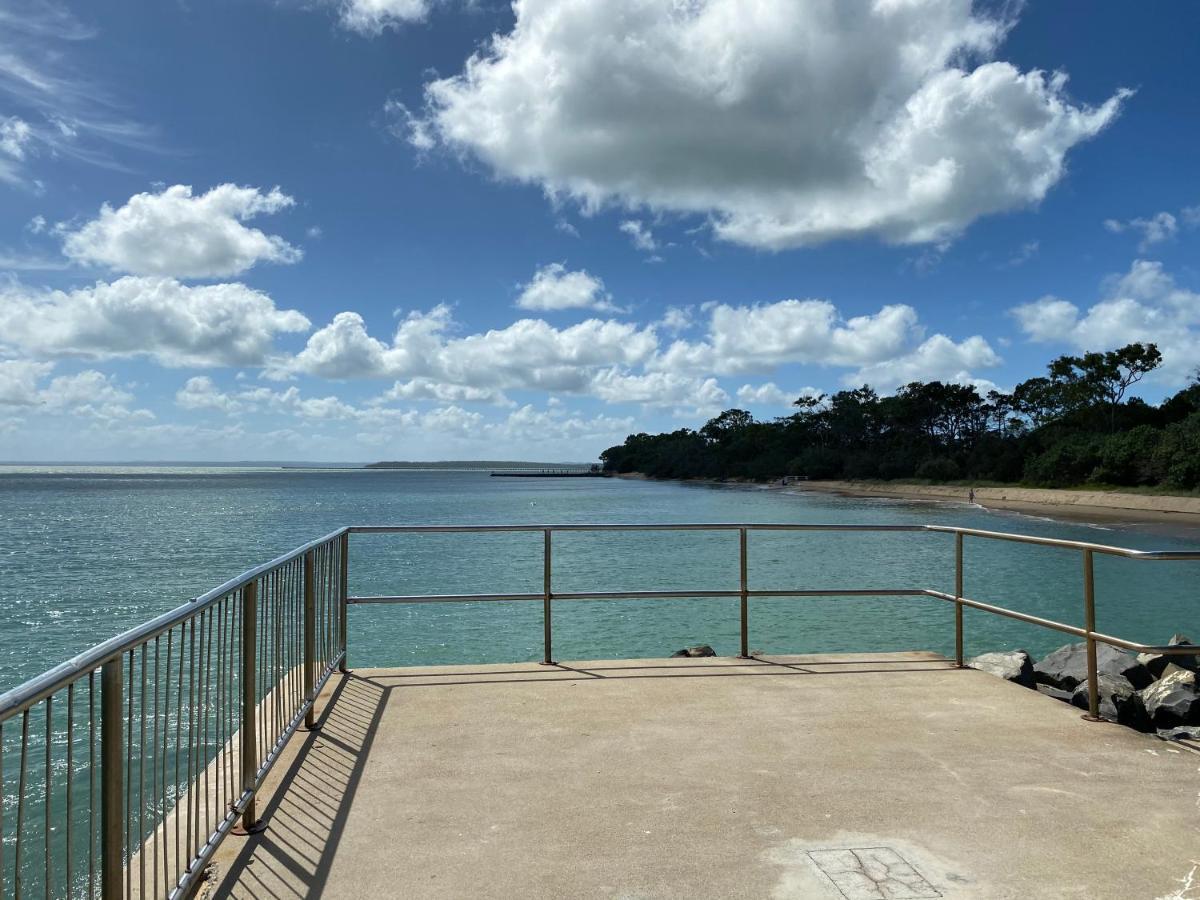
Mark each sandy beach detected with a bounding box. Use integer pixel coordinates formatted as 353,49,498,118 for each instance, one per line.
786,480,1200,526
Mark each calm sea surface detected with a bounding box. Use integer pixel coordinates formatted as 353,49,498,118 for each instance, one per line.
2,466,1199,693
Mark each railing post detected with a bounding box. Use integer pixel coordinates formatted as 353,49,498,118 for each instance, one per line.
738,528,750,659
541,529,555,665
1082,549,1100,720
339,531,349,673
954,531,964,667
100,657,123,900
236,580,262,833
303,550,316,729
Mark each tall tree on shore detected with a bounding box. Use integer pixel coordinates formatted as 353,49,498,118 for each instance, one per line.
1047,343,1162,431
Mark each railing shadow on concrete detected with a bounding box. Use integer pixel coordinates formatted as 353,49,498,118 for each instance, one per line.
209,672,388,900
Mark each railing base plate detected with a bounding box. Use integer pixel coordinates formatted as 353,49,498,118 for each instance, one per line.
231,819,267,836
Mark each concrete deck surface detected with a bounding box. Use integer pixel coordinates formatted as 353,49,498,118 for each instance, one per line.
204,653,1200,900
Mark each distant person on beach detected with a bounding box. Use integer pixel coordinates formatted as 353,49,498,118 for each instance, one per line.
968,487,976,504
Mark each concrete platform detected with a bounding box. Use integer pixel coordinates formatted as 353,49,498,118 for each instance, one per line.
204,653,1200,899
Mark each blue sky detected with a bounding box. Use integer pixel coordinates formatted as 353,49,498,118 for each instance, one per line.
1,0,1198,462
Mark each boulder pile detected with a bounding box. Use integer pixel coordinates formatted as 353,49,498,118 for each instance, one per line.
967,634,1199,740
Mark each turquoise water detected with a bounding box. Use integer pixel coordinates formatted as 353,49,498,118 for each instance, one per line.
2,467,1199,693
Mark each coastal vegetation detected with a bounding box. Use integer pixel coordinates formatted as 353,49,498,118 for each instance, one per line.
601,342,1200,491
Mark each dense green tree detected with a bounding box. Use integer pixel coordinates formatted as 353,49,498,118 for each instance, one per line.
1047,343,1162,430
600,343,1193,492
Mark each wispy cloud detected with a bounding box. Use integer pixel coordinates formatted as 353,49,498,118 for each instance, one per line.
0,0,156,188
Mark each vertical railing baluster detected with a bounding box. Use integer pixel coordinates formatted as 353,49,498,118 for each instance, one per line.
955,531,964,667
339,532,350,672
738,528,750,659
15,709,28,900
304,551,316,729
138,645,146,900
215,600,226,847
1083,549,1100,720
89,672,96,900
100,659,123,900
202,606,215,844
541,529,554,665
185,623,195,872
0,720,5,900
1,720,5,900
174,625,184,884
124,654,133,900
237,581,260,833
44,696,52,900
151,637,159,900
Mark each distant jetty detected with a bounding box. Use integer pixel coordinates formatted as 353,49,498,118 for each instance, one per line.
491,466,610,478
366,459,586,470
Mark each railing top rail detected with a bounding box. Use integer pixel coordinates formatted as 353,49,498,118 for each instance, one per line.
350,522,1200,559
0,525,348,722
924,524,1200,559
4,520,1197,721
348,522,932,534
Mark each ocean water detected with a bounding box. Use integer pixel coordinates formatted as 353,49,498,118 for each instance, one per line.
2,466,1199,693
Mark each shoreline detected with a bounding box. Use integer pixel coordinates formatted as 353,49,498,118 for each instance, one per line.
786,480,1200,527
617,473,1200,528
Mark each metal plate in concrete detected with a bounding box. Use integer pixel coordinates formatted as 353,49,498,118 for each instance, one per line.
808,847,941,899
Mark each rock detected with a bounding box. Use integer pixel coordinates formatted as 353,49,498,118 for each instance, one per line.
1157,726,1200,742
1070,675,1152,731
1167,634,1199,671
1161,663,1197,683
1137,634,1199,679
1033,642,1152,691
1036,684,1073,704
966,650,1035,689
1138,668,1200,729
1136,652,1171,679
671,644,716,658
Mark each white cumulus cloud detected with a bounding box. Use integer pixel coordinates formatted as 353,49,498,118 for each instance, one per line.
849,334,1000,391
619,220,658,252
61,184,301,278
1011,259,1200,383
337,0,431,34
515,263,617,312
652,300,921,375
588,369,728,416
37,369,153,421
378,377,512,406
412,0,1126,250
0,277,311,367
735,382,811,408
283,305,659,396
1104,211,1178,251
492,404,634,443
0,361,151,420
0,358,53,406
0,116,32,159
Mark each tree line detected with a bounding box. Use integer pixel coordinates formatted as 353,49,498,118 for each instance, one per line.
600,343,1200,491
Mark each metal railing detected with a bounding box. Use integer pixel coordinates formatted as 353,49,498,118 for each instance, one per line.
1,521,1197,899
346,525,1200,692
0,530,346,900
